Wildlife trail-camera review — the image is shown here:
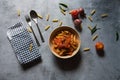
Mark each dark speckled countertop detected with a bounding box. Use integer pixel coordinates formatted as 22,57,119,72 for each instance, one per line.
0,0,120,80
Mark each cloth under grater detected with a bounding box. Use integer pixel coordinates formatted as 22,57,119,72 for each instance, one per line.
7,22,41,64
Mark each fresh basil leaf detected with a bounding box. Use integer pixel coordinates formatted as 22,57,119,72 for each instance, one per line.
91,24,100,35
59,6,66,12
91,25,97,35
116,32,119,41
59,3,68,8
91,29,97,35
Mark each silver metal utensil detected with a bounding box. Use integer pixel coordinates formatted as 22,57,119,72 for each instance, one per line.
30,10,45,42
25,15,40,47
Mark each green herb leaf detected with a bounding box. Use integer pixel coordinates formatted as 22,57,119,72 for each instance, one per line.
116,32,119,41
59,3,68,13
59,3,68,8
59,6,66,12
91,24,97,34
91,24,100,35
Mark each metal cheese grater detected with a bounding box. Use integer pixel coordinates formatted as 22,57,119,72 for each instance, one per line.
7,22,41,64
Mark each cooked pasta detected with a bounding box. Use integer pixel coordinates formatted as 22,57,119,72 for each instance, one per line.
52,30,79,56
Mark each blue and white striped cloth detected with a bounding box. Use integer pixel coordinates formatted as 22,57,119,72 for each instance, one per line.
7,22,40,64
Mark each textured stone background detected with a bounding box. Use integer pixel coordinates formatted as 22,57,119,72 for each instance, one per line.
0,0,120,80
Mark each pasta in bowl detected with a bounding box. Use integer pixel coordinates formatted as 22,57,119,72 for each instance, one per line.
49,26,80,59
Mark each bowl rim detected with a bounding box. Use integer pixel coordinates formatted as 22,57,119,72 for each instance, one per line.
49,26,81,59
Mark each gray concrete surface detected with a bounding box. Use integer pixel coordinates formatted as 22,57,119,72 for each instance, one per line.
0,0,120,80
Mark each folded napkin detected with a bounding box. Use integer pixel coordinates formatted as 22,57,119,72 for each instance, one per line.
7,22,41,64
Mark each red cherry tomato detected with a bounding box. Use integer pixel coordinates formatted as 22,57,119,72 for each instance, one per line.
69,9,79,19
95,42,104,51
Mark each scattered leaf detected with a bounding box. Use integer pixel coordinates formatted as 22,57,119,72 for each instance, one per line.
116,32,119,41
59,6,66,12
59,3,68,8
59,3,68,15
91,24,100,35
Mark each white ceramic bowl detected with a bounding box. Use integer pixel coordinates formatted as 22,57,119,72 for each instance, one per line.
49,26,81,59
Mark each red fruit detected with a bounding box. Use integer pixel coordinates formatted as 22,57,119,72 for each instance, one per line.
78,8,85,16
95,42,104,51
69,9,79,19
74,19,82,26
